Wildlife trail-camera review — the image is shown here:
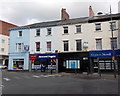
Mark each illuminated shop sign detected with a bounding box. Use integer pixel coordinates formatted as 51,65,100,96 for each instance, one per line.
89,50,120,57
30,53,58,59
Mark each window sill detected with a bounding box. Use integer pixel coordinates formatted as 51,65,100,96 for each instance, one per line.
62,33,69,35
74,32,82,34
17,37,23,39
35,36,41,37
46,35,52,36
94,30,102,32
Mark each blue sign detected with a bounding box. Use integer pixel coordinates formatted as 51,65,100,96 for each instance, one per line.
36,53,58,59
89,50,120,57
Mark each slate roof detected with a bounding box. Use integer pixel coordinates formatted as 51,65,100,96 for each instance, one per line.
9,13,120,31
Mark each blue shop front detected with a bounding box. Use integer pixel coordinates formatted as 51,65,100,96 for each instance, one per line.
30,53,58,72
89,50,120,73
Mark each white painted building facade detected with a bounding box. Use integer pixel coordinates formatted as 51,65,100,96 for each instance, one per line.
29,20,119,54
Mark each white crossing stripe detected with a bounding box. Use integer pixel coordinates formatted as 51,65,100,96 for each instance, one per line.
3,78,10,81
32,75,40,78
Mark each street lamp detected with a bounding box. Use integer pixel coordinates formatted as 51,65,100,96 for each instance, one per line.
110,5,116,78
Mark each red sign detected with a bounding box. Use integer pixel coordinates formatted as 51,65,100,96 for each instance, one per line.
30,54,38,60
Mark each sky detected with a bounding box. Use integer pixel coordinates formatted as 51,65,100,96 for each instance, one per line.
0,0,120,26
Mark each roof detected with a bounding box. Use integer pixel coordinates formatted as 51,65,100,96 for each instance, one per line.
9,13,120,31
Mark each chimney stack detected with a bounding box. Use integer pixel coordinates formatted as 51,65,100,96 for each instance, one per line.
89,6,94,17
61,8,69,20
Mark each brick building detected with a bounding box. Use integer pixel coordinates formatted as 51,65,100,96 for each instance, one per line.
0,20,17,66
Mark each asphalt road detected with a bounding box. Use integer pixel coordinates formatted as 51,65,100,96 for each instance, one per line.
1,70,118,95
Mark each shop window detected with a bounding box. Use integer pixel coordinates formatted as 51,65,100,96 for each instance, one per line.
64,60,80,69
36,42,40,51
96,39,102,50
13,59,24,70
63,27,68,34
36,29,40,36
76,39,82,51
47,41,51,51
76,25,81,33
63,40,69,51
110,37,117,49
95,23,101,31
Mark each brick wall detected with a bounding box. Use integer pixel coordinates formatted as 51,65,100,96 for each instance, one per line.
0,20,18,36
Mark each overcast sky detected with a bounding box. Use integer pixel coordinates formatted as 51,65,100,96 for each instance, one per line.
0,0,119,26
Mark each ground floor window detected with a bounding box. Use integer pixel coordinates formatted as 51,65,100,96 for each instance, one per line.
63,60,80,69
13,59,24,70
31,59,57,71
92,58,118,70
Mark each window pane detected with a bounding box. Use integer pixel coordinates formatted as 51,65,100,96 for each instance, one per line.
95,24,101,31
18,31,22,37
96,39,102,49
63,41,69,51
63,27,68,34
36,29,40,36
76,25,81,33
47,28,51,35
36,42,40,51
111,38,117,49
47,41,51,51
110,22,116,30
76,40,82,51
2,39,5,43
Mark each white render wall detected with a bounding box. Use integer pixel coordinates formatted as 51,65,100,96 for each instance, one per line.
0,34,9,55
29,20,119,54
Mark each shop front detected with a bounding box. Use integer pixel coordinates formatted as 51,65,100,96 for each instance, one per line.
8,52,29,71
58,52,89,73
89,50,120,73
29,53,58,72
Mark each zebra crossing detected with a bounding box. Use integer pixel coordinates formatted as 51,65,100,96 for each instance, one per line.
2,74,62,81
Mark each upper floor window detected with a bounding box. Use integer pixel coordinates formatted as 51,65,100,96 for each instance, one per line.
76,25,81,33
16,43,23,52
63,40,69,51
110,37,117,49
95,23,101,31
36,29,40,36
47,28,51,35
36,42,40,51
110,22,116,30
96,39,102,50
18,31,22,37
1,48,4,52
76,39,82,51
1,39,5,43
47,41,51,51
63,27,68,34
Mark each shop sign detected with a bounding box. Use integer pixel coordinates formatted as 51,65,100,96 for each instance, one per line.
89,50,120,57
83,42,88,48
30,53,58,59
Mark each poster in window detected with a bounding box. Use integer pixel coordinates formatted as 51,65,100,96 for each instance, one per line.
99,63,105,69
105,63,111,70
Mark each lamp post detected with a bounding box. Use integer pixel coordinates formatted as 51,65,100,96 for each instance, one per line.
50,58,53,74
110,6,116,78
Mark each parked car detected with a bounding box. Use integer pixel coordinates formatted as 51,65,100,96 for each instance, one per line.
0,64,7,69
